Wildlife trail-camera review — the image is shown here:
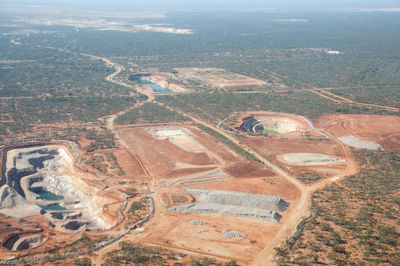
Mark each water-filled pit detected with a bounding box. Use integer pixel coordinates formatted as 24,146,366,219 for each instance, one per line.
145,82,170,93
0,144,115,233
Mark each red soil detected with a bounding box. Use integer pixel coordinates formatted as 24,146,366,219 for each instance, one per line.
113,148,147,177
129,171,301,265
115,125,302,264
243,138,345,159
223,162,275,178
192,176,299,202
117,126,271,180
315,114,400,151
0,143,133,261
240,133,357,183
117,127,217,178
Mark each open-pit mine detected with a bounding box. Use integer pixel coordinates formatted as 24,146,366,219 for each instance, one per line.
0,143,127,256
219,111,356,183
223,111,329,140
128,67,270,95
2,104,399,266
129,73,189,93
2,109,398,265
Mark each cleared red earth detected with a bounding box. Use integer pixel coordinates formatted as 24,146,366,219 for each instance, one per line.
111,111,368,265
114,125,300,264
117,125,274,179
124,178,300,265
240,132,355,181
315,114,400,151
4,111,398,264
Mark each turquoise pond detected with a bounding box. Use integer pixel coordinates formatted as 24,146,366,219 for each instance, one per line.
145,83,170,93
31,187,63,201
39,203,66,211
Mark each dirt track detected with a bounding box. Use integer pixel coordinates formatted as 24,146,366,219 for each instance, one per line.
97,57,155,177
315,113,400,151
309,89,400,112
79,55,360,264
155,101,360,265
1,49,380,264
259,65,399,112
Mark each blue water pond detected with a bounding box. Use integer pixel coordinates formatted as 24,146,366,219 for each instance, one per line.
145,83,170,93
39,203,66,211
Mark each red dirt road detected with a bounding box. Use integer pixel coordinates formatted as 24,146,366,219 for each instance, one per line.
155,102,360,265
86,56,365,265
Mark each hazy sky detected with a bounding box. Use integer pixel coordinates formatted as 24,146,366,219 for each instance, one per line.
1,0,399,11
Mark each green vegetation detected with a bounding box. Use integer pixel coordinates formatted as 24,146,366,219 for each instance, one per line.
331,87,400,108
171,195,187,203
84,155,107,173
188,257,238,266
0,95,143,144
0,43,133,97
261,129,279,134
85,128,115,152
105,242,178,265
105,152,125,176
74,256,92,266
59,233,101,253
158,92,398,125
2,12,400,146
296,171,322,184
115,102,191,125
130,201,145,212
275,150,400,265
1,10,400,265
105,241,237,266
197,124,262,164
7,96,140,123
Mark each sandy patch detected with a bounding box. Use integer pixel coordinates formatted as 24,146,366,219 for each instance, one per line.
151,127,205,153
281,153,345,165
338,135,382,150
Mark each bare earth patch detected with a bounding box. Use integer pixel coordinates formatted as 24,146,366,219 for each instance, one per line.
175,68,268,90
280,153,345,165
315,114,400,151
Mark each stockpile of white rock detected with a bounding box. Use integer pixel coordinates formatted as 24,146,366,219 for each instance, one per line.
190,220,204,225
168,189,289,223
222,229,247,239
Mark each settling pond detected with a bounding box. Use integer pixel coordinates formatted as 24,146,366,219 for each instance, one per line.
30,187,64,201
145,82,170,93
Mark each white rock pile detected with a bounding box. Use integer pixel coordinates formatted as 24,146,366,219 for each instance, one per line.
168,189,289,223
190,220,204,225
222,229,247,239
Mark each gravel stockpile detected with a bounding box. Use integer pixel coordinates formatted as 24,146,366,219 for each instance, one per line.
222,229,247,239
190,220,204,225
170,203,283,222
338,135,383,150
168,189,289,223
283,153,344,164
191,189,289,212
